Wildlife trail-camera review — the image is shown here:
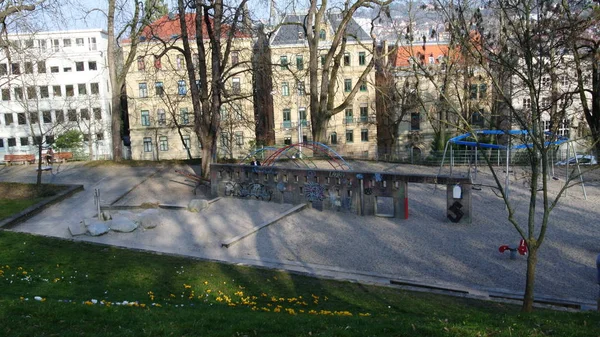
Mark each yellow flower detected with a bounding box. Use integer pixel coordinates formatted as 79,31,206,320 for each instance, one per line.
203,281,209,285
274,307,281,313
183,284,191,289
359,313,371,317
169,294,176,298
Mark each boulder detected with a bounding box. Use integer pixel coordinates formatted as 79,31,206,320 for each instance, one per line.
138,209,161,229
84,219,110,236
68,222,87,236
109,216,138,233
188,199,209,212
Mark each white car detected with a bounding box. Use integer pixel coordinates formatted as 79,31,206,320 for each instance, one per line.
555,155,597,166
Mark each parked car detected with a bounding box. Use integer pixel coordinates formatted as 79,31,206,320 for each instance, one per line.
555,155,597,166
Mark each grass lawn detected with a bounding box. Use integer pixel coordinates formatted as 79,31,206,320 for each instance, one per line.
0,230,598,337
0,183,66,221
0,182,598,336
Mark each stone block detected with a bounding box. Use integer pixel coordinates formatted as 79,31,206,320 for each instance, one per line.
84,219,110,236
109,216,138,233
68,222,87,236
138,209,161,229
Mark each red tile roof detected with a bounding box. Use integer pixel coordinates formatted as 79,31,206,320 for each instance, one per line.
124,13,250,43
394,43,450,67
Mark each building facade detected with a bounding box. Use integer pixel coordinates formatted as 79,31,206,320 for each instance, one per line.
269,13,378,159
123,14,255,161
0,29,113,161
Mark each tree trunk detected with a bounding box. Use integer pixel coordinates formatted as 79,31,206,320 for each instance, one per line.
200,133,216,179
108,0,122,161
522,244,538,312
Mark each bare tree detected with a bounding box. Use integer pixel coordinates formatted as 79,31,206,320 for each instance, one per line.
437,0,596,312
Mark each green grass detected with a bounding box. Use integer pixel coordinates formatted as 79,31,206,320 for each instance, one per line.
0,198,45,221
0,231,598,337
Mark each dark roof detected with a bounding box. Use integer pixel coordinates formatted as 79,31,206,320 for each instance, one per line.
271,13,370,46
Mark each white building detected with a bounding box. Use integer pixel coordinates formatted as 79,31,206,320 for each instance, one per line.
0,29,113,162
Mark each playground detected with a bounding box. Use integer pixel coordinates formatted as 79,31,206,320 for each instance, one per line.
0,155,599,309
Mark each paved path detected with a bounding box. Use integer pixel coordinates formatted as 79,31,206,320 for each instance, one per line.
1,161,599,309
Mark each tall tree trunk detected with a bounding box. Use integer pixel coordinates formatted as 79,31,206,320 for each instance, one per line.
108,0,122,161
522,245,538,312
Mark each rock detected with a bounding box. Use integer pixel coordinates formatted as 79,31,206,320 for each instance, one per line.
100,211,112,221
84,219,110,236
109,216,138,233
138,209,161,229
188,199,209,212
68,222,87,236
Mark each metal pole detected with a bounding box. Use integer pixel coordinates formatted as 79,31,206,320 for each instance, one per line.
597,253,600,311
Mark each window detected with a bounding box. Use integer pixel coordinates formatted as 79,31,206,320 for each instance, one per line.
37,61,46,73
346,130,354,143
94,108,102,120
479,83,487,98
360,105,368,122
78,83,87,95
56,110,64,123
96,133,104,141
83,134,90,142
177,55,184,70
320,55,325,67
45,135,54,144
299,108,307,126
29,112,38,124
50,66,59,73
178,80,187,95
141,110,150,126
343,53,351,66
53,85,62,97
25,39,34,48
284,137,292,145
8,138,16,147
154,56,161,69
344,79,352,92
143,137,152,152
68,109,77,122
410,112,421,131
27,86,36,99
18,113,26,125
25,62,33,74
14,87,23,100
183,135,191,149
76,62,84,71
0,139,3,148
4,113,13,125
63,38,71,47
471,109,484,127
330,132,337,144
360,81,367,92
560,75,568,87
180,108,189,125
345,108,353,124
297,81,305,96
81,108,89,120
43,111,52,123
157,109,166,125
76,38,84,47
282,82,289,96
2,89,10,101
523,98,531,110
280,55,288,70
234,131,244,147
139,83,148,97
89,37,97,51
469,84,478,99
159,136,168,151
155,82,164,96
88,61,97,71
137,56,145,71
63,67,72,72
232,77,240,95
542,77,550,87
220,132,230,148
359,52,366,66
0,64,6,75
52,39,60,52
65,85,74,96
296,55,304,70
20,137,29,146
40,86,49,98
90,83,99,94
231,51,239,65
282,108,291,128
11,63,20,75
429,54,435,64
319,29,326,40
39,39,47,50
361,129,369,142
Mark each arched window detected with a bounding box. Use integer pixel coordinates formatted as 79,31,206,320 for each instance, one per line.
319,29,326,40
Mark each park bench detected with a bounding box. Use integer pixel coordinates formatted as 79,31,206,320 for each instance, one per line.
4,154,36,165
52,152,73,163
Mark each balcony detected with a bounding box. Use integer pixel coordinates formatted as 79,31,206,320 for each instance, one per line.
280,120,311,129
343,116,376,124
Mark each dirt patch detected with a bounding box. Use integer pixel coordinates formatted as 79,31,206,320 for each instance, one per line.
0,183,67,199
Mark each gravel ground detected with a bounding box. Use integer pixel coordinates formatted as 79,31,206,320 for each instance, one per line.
2,160,599,304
